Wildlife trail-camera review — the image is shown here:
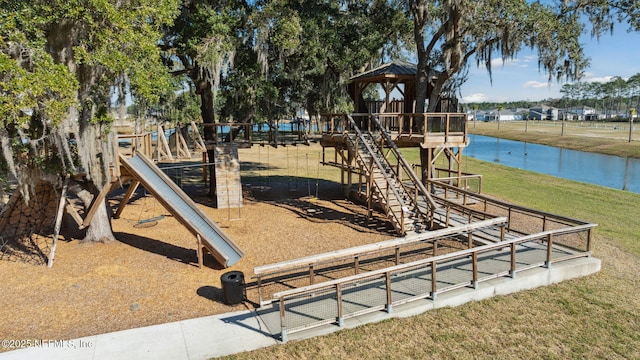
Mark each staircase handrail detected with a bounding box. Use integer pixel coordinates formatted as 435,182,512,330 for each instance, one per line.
345,115,409,229
370,115,439,211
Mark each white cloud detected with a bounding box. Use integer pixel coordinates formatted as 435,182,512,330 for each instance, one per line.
462,93,490,103
581,73,614,83
460,93,515,103
489,57,531,69
523,81,549,89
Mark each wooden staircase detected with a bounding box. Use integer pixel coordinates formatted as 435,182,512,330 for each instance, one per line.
345,116,436,235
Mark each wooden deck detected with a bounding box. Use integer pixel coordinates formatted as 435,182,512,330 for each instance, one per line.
319,112,469,149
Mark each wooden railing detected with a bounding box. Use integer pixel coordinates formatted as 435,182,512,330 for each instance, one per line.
253,217,508,306
321,112,467,144
431,167,483,194
429,182,595,248
272,221,596,341
369,114,439,210
344,120,412,234
117,132,153,158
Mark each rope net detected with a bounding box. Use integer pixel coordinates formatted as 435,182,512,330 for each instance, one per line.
0,182,58,265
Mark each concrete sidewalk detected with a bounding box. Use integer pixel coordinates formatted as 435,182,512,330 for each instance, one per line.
0,256,601,360
0,308,279,360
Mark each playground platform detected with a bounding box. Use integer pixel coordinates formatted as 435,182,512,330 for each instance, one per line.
0,254,600,360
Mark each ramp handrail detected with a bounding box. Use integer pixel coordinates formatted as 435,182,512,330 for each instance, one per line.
253,217,508,306
273,222,596,341
428,180,595,237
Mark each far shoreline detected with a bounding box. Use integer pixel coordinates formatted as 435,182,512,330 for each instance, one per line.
468,120,640,159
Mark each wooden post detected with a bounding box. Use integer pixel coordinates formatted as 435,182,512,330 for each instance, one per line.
336,284,344,326
546,234,553,268
191,121,207,152
114,180,140,219
430,261,437,299
510,242,517,278
156,124,173,161
176,127,191,159
81,181,113,229
197,234,203,268
471,252,478,288
48,179,69,268
279,298,287,342
385,272,393,313
65,199,84,227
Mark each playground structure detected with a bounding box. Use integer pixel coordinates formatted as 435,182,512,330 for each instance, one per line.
238,61,598,339
0,114,317,268
0,60,598,339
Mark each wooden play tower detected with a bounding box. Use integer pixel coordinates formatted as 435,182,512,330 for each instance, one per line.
320,60,470,235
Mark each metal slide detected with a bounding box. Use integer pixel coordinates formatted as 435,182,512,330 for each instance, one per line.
119,152,244,267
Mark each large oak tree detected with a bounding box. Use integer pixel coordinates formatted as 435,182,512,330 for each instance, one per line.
407,0,640,112
1,0,180,242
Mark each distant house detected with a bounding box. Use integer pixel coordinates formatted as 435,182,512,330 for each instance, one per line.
560,106,599,121
486,109,517,121
471,110,490,122
529,105,558,120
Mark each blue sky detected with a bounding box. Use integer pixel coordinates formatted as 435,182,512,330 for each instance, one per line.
459,24,640,104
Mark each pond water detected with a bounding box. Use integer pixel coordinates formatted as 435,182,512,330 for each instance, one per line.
466,134,640,193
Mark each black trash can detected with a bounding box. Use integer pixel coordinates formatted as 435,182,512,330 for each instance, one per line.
220,271,245,305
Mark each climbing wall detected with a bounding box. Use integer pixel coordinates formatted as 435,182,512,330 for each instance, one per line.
214,144,243,209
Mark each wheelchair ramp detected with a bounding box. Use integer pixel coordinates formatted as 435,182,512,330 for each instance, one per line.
120,153,243,267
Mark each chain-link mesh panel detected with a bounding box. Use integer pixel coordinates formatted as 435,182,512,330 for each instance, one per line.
390,266,433,303
513,239,549,269
342,275,387,315
476,248,512,279
552,231,589,254
434,256,474,291
282,288,338,331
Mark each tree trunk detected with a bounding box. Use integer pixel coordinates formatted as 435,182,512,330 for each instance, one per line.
47,20,116,243
413,0,429,114
427,74,450,112
68,181,115,243
195,78,217,196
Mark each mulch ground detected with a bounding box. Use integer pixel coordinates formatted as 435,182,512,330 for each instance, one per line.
0,144,400,344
